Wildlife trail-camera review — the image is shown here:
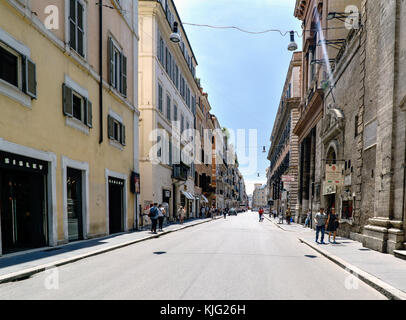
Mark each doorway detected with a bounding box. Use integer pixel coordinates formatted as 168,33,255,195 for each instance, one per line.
0,169,47,254
67,168,83,241
109,177,124,234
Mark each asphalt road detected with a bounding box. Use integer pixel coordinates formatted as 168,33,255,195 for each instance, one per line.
0,212,386,300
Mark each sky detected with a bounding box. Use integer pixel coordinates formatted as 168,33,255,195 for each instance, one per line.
173,0,302,195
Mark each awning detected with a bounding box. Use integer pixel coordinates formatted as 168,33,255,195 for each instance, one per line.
200,194,209,203
182,191,195,200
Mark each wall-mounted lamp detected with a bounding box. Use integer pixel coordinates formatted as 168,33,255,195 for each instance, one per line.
287,31,298,52
318,39,346,50
310,59,336,66
170,22,182,43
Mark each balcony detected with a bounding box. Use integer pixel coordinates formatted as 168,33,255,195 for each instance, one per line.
172,162,190,181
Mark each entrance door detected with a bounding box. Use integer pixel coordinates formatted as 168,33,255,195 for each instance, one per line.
0,169,47,254
67,168,83,241
109,178,124,234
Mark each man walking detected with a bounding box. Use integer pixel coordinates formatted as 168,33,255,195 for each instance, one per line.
149,203,159,234
315,208,327,244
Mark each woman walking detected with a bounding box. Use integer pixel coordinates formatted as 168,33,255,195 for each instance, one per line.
286,207,292,225
326,207,339,243
158,204,165,231
177,206,185,225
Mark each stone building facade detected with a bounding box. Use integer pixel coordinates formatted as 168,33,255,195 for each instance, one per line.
291,0,406,255
267,52,302,219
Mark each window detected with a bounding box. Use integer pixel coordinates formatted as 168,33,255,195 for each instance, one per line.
175,65,179,89
63,83,92,127
174,104,178,121
166,95,171,121
158,83,163,112
108,115,126,146
108,38,127,97
69,0,85,57
192,95,196,115
186,87,190,107
354,115,359,138
181,114,184,132
0,41,37,98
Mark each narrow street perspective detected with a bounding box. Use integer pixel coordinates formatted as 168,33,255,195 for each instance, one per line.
1,0,406,306
0,212,386,300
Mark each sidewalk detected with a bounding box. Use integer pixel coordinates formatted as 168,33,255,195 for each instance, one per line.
265,216,406,300
0,216,222,284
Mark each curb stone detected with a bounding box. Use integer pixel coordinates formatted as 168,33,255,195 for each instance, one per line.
299,238,406,300
0,216,222,285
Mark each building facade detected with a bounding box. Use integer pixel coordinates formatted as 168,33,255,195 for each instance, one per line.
138,0,198,222
267,51,302,219
0,0,139,255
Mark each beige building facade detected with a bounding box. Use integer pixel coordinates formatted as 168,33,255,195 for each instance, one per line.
0,0,139,255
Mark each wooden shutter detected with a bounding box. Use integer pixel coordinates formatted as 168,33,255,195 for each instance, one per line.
86,99,93,128
121,123,126,146
22,57,37,99
108,38,114,85
121,54,127,97
62,84,73,117
108,115,114,139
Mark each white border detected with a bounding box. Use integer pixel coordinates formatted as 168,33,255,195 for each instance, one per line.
0,138,57,256
64,74,89,99
61,156,89,242
105,169,128,234
0,26,30,57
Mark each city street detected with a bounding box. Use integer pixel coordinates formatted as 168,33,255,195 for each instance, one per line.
0,212,386,300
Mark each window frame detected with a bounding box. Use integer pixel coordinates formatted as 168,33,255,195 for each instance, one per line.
68,0,87,58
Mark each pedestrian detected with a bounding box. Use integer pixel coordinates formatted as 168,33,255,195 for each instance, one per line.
200,206,205,218
223,208,227,219
326,207,339,243
258,207,264,222
304,210,311,228
314,208,327,244
149,203,159,234
286,207,292,225
158,204,165,232
177,206,185,225
279,208,284,224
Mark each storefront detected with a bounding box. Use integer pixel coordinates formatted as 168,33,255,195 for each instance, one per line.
0,151,49,254
108,176,124,234
181,191,194,219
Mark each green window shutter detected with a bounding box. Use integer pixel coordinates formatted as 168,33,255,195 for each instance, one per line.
22,56,37,99
86,99,93,128
108,38,114,85
121,123,126,146
121,54,127,97
62,84,73,117
108,115,114,139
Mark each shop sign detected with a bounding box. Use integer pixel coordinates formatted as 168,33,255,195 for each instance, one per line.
130,172,141,194
109,177,124,186
323,182,337,195
0,151,48,174
325,164,343,185
344,174,352,186
164,190,171,198
282,175,295,182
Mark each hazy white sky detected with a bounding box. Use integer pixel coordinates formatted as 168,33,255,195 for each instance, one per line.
173,0,302,195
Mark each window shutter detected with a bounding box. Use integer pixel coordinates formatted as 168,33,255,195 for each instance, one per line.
108,115,114,139
108,38,114,85
86,99,93,128
22,57,37,99
62,84,73,117
121,123,126,146
121,54,127,97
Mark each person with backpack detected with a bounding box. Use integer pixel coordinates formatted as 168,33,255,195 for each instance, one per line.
286,207,292,225
149,203,159,234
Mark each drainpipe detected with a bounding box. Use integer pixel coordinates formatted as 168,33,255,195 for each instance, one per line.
98,1,103,144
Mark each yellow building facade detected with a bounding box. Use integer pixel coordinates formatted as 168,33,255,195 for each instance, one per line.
0,0,139,255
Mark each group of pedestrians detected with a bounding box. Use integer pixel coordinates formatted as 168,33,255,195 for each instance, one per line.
314,207,339,244
148,203,167,234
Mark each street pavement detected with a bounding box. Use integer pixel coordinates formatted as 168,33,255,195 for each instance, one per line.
266,216,406,299
0,212,386,300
